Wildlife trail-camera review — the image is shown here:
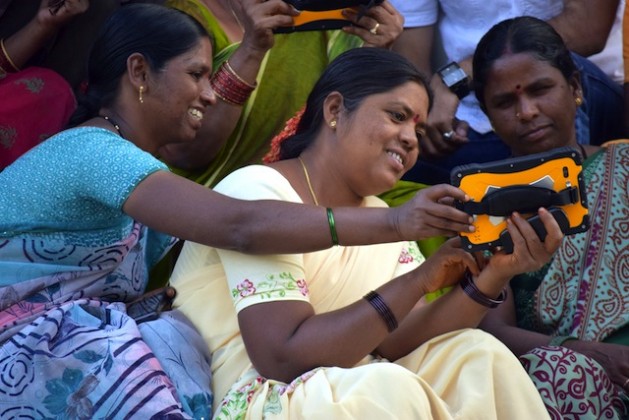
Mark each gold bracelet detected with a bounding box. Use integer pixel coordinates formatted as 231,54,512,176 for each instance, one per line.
224,59,257,89
0,39,19,72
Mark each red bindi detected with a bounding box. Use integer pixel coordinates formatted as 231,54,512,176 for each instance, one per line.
412,114,420,124
515,84,522,94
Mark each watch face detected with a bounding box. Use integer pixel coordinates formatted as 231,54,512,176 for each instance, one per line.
440,65,467,87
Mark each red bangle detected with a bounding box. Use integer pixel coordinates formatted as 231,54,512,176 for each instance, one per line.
460,271,507,308
210,60,256,106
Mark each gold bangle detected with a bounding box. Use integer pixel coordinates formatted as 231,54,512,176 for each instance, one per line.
224,59,257,89
0,39,19,72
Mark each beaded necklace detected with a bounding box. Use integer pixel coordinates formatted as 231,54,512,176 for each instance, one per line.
99,115,124,138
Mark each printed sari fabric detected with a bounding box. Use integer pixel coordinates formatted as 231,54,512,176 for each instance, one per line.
0,129,213,418
0,66,75,170
512,143,629,419
0,223,213,419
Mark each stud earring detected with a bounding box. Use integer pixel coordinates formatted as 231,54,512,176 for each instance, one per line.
575,97,583,106
330,120,337,128
139,86,144,104
515,112,521,119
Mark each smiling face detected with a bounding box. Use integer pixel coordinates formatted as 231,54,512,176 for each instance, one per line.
147,37,215,146
482,52,581,156
336,81,429,196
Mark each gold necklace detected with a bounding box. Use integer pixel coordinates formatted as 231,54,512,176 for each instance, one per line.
298,156,319,206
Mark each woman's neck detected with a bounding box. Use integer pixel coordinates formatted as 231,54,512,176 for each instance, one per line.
294,153,365,208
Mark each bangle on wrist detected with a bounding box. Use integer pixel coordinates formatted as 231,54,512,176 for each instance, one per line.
326,207,339,246
548,335,578,347
460,271,506,308
363,291,398,332
0,39,19,74
210,60,256,106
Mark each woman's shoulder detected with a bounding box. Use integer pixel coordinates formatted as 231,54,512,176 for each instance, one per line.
214,165,301,202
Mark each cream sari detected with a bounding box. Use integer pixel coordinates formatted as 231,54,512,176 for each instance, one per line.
170,165,551,419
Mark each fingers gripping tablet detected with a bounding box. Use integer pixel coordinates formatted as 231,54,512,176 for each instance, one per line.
450,146,590,253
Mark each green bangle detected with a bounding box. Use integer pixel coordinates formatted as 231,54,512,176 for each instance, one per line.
548,335,578,347
326,207,339,246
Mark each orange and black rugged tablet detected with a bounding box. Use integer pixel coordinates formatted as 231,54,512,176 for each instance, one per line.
274,0,383,33
451,146,590,253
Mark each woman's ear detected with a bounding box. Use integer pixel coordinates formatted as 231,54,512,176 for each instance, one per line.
569,71,583,103
323,91,344,128
126,52,149,92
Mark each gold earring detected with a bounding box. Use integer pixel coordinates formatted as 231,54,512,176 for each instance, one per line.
575,97,583,106
139,86,144,104
330,120,336,128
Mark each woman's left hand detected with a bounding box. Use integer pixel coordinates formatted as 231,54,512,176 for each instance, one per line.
341,0,403,49
483,208,564,279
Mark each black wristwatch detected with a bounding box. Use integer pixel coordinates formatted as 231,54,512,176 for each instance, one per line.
437,61,471,100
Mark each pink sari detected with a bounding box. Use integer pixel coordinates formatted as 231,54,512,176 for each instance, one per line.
0,66,75,169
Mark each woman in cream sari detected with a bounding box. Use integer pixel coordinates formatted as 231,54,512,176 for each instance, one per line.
170,47,561,418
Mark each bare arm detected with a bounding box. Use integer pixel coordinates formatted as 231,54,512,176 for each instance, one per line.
393,25,471,158
391,26,433,74
547,0,619,57
123,171,474,254
376,208,563,360
236,209,561,382
3,0,88,70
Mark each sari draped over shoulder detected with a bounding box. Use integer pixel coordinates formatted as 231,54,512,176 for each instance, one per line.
171,165,551,420
520,143,629,341
0,129,213,418
166,0,362,187
511,143,629,419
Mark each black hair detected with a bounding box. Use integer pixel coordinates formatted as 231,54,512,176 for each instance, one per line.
473,16,577,111
279,47,432,160
70,3,208,126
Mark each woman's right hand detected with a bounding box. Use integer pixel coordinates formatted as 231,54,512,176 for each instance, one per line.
237,0,300,54
414,237,478,294
391,184,474,240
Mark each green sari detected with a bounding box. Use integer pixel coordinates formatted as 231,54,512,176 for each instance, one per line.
167,0,362,187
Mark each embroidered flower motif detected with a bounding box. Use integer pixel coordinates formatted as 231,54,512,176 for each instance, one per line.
398,248,414,264
235,279,256,297
217,377,266,419
296,279,309,296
